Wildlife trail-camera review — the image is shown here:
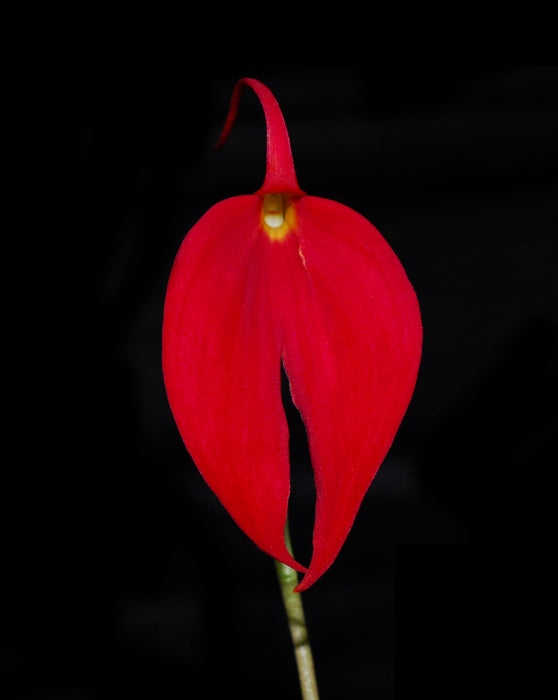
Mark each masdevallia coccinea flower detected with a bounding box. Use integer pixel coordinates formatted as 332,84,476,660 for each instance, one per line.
163,78,422,591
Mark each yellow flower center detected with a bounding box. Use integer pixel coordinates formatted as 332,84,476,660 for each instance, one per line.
261,193,296,241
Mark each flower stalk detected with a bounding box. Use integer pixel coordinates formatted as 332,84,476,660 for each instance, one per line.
275,522,320,700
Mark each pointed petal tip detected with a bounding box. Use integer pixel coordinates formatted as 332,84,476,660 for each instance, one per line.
292,573,317,594
275,549,307,575
291,557,329,593
292,554,336,592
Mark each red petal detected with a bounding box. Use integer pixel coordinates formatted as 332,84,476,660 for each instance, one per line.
279,197,422,591
163,195,306,573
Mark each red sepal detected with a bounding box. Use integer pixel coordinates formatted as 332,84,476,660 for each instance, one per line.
280,196,421,591
163,78,422,590
163,195,306,573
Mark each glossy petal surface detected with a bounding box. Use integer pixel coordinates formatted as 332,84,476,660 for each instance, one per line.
163,193,422,588
280,196,422,591
163,195,305,573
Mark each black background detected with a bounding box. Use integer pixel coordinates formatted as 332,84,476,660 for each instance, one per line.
3,64,558,699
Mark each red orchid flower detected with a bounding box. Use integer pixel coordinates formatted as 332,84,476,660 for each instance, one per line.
162,78,422,591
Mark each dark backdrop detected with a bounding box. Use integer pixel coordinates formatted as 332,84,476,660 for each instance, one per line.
4,65,557,699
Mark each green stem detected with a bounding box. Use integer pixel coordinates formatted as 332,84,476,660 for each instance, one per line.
275,523,320,700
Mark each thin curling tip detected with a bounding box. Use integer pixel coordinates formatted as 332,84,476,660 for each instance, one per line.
213,77,303,195
213,137,225,152
214,78,246,151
